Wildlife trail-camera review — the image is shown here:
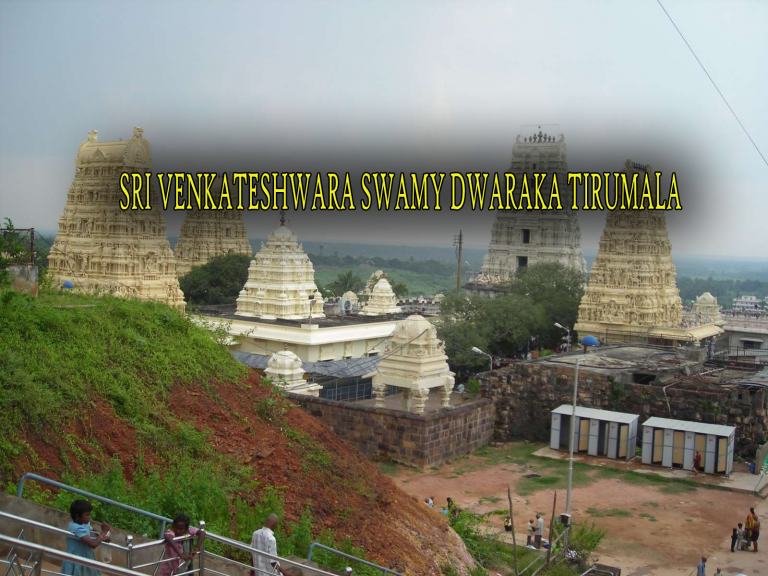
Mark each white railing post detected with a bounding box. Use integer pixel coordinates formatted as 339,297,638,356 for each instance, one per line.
126,535,133,570
198,521,206,576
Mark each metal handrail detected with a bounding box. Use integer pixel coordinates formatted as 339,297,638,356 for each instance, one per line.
308,543,404,576
16,473,171,538
203,532,340,576
0,534,146,576
14,473,375,576
0,510,128,553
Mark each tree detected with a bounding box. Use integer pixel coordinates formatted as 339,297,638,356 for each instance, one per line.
507,262,585,349
436,292,545,374
391,281,409,298
179,254,252,305
0,218,29,288
328,270,364,295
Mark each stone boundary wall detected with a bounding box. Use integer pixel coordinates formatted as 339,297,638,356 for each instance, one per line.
286,393,495,469
480,362,768,456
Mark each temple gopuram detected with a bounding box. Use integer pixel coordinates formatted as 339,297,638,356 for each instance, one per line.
467,126,586,296
174,208,252,276
235,213,324,320
574,160,722,346
48,128,185,311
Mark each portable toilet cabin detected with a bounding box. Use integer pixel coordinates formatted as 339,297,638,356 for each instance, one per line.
641,417,735,475
550,405,639,460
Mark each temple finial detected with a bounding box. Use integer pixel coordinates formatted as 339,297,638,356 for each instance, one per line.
279,209,286,226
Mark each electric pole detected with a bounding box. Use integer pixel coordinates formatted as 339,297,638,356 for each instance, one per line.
454,230,463,293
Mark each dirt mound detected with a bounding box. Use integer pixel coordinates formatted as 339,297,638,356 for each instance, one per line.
11,371,473,575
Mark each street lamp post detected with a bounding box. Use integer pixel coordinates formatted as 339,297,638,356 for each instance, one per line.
565,357,581,516
471,347,493,372
555,322,571,352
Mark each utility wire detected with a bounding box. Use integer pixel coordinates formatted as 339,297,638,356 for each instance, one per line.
656,0,768,168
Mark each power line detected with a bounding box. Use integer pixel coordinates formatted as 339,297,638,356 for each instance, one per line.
656,0,768,168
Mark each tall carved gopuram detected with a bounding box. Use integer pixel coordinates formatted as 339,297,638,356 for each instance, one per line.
174,208,252,276
235,213,324,320
574,160,682,340
475,127,586,288
48,128,186,311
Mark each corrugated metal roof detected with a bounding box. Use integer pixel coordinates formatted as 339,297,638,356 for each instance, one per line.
231,351,381,379
552,404,638,424
642,417,735,437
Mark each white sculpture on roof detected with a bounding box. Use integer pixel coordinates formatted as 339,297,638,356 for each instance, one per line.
692,292,724,326
372,315,455,414
360,278,402,316
236,212,325,320
48,128,185,311
264,350,321,396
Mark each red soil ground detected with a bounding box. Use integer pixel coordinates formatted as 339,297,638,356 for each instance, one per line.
11,372,474,576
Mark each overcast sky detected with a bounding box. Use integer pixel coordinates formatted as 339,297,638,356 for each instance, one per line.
1,0,766,257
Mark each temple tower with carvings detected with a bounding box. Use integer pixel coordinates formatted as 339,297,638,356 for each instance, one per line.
48,128,186,311
472,127,586,292
235,213,324,320
574,160,683,339
174,209,252,276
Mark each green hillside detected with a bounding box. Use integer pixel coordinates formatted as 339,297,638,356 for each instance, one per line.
315,267,458,296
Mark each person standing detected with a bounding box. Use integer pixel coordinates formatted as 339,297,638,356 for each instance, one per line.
526,519,535,546
535,514,545,548
251,515,290,576
61,500,111,576
746,509,757,548
696,556,706,576
736,523,745,551
693,451,702,476
752,514,760,553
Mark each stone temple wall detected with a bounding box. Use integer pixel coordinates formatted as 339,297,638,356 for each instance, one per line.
287,393,495,469
480,361,768,456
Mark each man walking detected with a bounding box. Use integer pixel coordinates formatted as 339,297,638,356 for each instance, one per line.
251,514,290,576
696,556,706,576
535,514,545,548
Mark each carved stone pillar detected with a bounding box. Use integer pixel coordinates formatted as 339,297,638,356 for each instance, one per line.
439,383,452,409
401,388,411,412
412,388,429,415
373,381,387,409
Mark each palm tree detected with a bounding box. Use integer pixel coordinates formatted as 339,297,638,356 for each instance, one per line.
330,270,363,295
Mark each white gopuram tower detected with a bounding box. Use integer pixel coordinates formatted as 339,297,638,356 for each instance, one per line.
360,278,402,316
174,208,252,276
372,315,455,414
48,128,185,311
235,212,324,320
476,126,586,286
575,160,683,339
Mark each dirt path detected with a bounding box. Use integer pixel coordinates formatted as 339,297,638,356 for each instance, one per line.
388,443,764,575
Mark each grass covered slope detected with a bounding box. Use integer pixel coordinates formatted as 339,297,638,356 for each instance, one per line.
0,289,474,575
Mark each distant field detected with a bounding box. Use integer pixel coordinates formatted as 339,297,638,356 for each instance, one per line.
314,267,458,297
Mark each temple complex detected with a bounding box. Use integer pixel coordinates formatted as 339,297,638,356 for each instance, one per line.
468,126,585,296
235,213,324,320
360,278,402,316
372,315,455,414
174,209,252,275
574,160,722,345
48,128,185,311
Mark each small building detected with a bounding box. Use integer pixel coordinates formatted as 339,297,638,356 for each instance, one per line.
641,417,735,475
550,405,639,460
